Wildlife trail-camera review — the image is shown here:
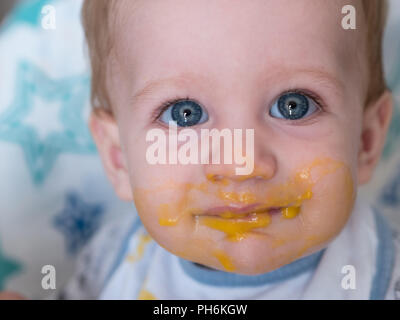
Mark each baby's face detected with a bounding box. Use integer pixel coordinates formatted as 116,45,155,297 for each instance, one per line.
105,0,370,274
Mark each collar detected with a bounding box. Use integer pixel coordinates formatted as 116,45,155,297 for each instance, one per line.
178,248,325,287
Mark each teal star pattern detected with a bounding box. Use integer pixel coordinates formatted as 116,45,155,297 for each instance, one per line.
0,241,22,290
0,60,96,185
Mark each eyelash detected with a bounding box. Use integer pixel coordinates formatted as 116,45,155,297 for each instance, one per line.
151,95,192,123
151,89,326,123
277,88,325,111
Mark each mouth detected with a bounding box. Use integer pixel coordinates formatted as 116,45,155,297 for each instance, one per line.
197,203,284,220
193,203,303,242
194,204,275,242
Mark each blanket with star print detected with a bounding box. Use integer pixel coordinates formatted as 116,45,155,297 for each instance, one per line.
0,0,133,299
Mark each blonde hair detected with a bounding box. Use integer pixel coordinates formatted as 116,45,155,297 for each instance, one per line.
81,0,388,112
362,0,388,105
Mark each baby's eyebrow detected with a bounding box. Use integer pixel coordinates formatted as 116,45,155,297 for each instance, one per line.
280,68,346,95
130,72,206,105
130,68,344,105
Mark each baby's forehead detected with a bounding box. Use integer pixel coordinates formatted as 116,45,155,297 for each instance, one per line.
111,0,367,100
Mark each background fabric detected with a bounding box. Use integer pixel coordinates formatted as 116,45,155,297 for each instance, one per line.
0,0,399,299
0,0,133,299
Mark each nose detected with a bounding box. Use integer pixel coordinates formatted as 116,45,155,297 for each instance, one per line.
204,141,277,183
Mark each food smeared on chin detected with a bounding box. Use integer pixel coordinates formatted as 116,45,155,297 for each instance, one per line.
213,249,236,272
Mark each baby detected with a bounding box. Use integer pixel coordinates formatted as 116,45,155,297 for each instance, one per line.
59,0,400,299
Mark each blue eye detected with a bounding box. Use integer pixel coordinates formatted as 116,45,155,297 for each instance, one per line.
269,92,319,120
159,99,209,127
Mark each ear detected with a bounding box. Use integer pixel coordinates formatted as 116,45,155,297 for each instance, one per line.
89,108,133,201
358,90,393,185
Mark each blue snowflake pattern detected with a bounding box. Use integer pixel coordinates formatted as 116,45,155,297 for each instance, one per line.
53,193,104,255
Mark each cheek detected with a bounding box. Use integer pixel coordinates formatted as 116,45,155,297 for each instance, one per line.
133,187,176,250
239,159,356,273
278,123,360,239
274,165,355,273
132,180,199,253
301,161,356,241
244,158,356,271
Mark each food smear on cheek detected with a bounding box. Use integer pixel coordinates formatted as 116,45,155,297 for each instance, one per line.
158,203,178,226
135,182,203,227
